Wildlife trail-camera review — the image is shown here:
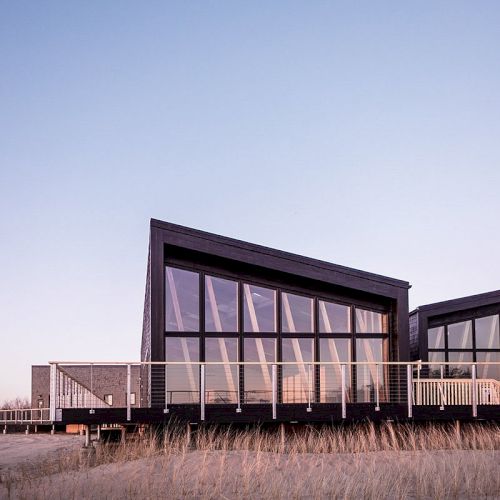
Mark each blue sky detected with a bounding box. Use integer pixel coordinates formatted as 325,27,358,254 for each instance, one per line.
1,1,499,400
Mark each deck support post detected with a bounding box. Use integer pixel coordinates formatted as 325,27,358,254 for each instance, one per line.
3,425,6,435
126,364,131,422
51,424,55,435
272,364,277,420
407,364,413,418
25,425,30,435
97,425,101,442
200,364,205,421
280,423,285,450
85,425,91,447
471,364,477,418
186,422,191,448
341,364,346,419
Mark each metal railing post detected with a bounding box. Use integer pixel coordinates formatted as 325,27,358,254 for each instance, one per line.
49,363,57,422
236,363,242,413
200,364,205,421
272,364,277,420
471,363,477,418
164,364,169,414
89,363,95,414
126,364,131,422
307,363,312,412
375,364,380,411
439,364,445,410
341,364,347,419
407,364,413,418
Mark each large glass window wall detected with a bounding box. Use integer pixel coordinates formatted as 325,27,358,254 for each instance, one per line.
427,313,500,380
165,265,392,403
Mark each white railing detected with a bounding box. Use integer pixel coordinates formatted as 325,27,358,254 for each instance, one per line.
0,408,51,424
414,379,500,406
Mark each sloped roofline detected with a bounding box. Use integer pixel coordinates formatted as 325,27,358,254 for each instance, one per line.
151,218,410,291
410,289,500,316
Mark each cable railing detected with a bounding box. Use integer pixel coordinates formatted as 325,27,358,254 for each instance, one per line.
46,361,499,422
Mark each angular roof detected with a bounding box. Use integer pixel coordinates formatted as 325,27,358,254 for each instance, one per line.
151,218,410,298
411,289,500,316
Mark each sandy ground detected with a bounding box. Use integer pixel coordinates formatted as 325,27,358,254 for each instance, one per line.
0,445,499,499
0,433,83,473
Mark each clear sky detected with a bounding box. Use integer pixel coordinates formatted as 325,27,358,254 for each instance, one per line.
1,1,499,401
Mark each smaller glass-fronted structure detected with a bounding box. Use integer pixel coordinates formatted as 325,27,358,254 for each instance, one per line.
410,291,500,381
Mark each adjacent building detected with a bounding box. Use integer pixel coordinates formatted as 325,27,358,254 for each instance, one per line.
410,290,500,381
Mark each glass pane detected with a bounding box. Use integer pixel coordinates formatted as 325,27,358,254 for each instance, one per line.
281,293,314,333
318,301,351,333
319,339,351,402
243,284,276,333
447,321,472,349
448,352,473,378
428,351,445,378
282,338,314,403
355,309,388,333
165,337,199,404
428,327,445,349
475,315,500,349
165,267,199,332
355,338,388,402
243,338,276,403
476,352,500,380
205,276,238,332
205,338,238,404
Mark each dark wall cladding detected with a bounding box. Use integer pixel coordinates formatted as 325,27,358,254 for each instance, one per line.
140,246,152,407
409,313,419,360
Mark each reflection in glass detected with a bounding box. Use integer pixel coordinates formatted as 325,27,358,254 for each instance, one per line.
319,301,351,333
476,352,500,380
244,338,276,403
355,309,388,333
243,284,276,332
282,338,314,403
281,293,314,333
205,338,238,404
319,339,351,402
428,327,445,349
165,337,199,404
448,352,473,378
355,338,388,402
165,267,199,331
205,276,238,332
428,351,445,378
475,315,500,349
447,321,472,349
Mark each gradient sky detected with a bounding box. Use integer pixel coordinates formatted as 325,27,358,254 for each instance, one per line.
1,1,499,401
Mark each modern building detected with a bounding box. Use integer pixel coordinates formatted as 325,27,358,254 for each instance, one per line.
31,365,141,411
140,219,412,421
18,219,498,430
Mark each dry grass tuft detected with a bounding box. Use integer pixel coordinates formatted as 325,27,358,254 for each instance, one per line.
1,422,499,499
